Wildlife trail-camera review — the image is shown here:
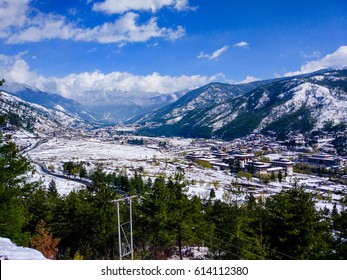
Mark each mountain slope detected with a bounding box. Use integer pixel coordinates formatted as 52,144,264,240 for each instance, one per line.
216,69,347,139
136,69,347,139
1,83,96,122
0,90,86,134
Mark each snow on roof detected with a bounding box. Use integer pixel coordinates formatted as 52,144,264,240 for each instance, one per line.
0,237,47,260
267,167,284,172
271,157,294,164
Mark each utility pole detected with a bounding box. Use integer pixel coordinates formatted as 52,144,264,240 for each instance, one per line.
112,195,137,260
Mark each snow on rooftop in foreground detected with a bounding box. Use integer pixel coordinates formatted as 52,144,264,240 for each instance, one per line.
0,237,47,260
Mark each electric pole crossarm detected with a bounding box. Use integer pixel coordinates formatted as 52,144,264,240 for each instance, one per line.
112,196,138,260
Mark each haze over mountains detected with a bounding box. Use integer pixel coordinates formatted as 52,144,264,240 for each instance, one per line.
72,88,188,122
1,68,347,139
1,83,188,123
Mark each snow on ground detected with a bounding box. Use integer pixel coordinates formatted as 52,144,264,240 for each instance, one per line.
26,138,237,196
0,237,47,260
28,138,164,162
21,137,346,210
28,164,84,196
8,130,39,152
315,200,343,212
188,185,224,200
166,137,194,147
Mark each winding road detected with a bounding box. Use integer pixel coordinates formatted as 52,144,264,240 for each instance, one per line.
24,137,93,187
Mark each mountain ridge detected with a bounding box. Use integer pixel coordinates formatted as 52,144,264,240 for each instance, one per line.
135,69,347,139
0,90,86,134
1,83,97,122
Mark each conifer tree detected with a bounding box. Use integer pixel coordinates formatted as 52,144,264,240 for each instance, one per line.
0,119,32,245
48,179,58,196
264,187,332,259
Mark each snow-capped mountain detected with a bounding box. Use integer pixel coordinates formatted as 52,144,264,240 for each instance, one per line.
1,83,96,122
1,81,190,124
0,90,86,134
136,82,251,126
136,69,347,139
73,88,188,122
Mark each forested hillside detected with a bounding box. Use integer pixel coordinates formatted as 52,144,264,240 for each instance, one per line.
137,69,347,139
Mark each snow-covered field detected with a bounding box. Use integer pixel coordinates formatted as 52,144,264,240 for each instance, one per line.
28,164,84,196
21,137,346,210
28,138,164,161
9,130,40,152
25,137,236,197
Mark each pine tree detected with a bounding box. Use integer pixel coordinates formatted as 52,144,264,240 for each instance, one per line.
48,179,58,196
140,176,175,259
332,198,347,259
264,187,332,259
166,172,195,259
209,188,216,199
0,126,32,245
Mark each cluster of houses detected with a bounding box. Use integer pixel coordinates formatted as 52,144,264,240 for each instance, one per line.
186,149,347,176
186,152,294,176
78,128,347,178
306,154,345,167
184,132,347,177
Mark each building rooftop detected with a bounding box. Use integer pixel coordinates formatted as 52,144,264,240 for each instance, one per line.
233,153,254,158
247,161,271,168
271,158,294,165
308,154,336,159
267,167,284,172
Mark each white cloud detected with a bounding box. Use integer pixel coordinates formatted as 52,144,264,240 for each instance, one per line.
234,41,249,48
0,53,40,84
0,0,30,38
1,1,185,44
285,46,347,77
0,53,219,98
7,13,79,43
198,45,229,60
74,12,185,44
237,75,260,84
48,71,216,97
92,0,192,14
174,0,192,11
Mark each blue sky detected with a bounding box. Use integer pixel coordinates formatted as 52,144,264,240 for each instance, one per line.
0,0,347,98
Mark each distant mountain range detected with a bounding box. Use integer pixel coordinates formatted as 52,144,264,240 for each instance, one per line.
135,69,347,139
2,68,347,139
1,83,188,123
73,88,188,122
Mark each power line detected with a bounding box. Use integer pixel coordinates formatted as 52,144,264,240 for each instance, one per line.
131,200,245,259
194,226,266,260
115,188,297,260
135,201,264,260
213,227,298,260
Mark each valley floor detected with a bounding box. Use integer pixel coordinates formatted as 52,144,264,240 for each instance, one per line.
12,130,346,211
